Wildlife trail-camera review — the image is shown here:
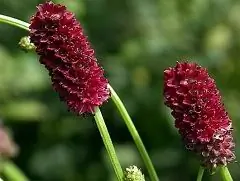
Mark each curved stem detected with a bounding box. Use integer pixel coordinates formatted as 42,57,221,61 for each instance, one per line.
196,166,204,181
0,15,30,31
108,84,159,181
220,166,233,181
94,107,123,181
2,160,29,181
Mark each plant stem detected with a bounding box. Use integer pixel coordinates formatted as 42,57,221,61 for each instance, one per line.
196,166,204,181
0,15,30,31
94,107,123,181
2,160,29,181
220,166,233,181
108,84,159,181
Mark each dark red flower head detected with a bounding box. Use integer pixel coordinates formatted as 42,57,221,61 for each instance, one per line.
163,61,235,169
29,1,110,114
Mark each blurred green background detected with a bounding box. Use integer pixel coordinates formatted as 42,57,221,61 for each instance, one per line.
0,0,240,180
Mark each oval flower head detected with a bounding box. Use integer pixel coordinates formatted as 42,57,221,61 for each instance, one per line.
163,62,235,169
29,1,110,114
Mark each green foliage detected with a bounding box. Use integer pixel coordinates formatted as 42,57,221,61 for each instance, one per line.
1,0,240,180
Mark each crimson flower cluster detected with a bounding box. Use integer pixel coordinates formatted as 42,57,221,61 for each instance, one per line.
163,62,235,169
29,1,110,114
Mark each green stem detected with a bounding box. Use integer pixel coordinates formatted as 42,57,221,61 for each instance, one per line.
108,85,159,181
220,166,233,181
0,15,30,31
196,166,204,181
2,160,29,181
94,107,123,181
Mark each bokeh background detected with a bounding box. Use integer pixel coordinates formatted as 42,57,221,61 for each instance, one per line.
0,0,240,180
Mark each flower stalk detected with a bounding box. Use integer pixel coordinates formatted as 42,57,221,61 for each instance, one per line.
109,85,159,181
196,166,204,181
220,166,233,181
94,107,124,180
0,14,29,31
2,160,29,181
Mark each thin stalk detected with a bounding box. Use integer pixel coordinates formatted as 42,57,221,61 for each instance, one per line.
94,107,124,181
196,166,204,181
219,166,233,181
2,160,29,181
108,84,159,181
0,15,30,31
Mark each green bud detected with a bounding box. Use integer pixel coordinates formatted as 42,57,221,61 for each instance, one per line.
19,36,36,52
124,165,145,181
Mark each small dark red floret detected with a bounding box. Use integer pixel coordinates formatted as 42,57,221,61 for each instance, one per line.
163,61,235,169
29,1,110,114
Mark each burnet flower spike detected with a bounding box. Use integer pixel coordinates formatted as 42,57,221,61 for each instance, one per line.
163,61,235,181
28,1,125,180
29,1,110,115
